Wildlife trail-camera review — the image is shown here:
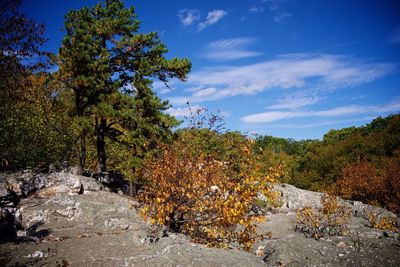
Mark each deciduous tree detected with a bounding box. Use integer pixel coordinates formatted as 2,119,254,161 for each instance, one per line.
0,0,70,170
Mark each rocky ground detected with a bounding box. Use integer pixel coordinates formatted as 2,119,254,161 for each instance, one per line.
1,170,399,266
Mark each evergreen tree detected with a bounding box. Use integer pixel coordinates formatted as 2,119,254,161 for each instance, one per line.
58,0,191,174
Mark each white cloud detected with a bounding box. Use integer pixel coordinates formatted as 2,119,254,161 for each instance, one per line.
193,87,217,98
168,96,191,106
241,101,400,123
169,54,395,105
205,50,261,60
274,12,292,22
208,38,254,49
249,5,264,13
198,10,227,31
178,9,200,26
267,117,376,129
166,105,202,117
204,37,262,60
152,79,183,95
252,0,292,23
152,80,171,94
268,92,322,110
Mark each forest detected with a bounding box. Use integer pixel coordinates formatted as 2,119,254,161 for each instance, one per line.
1,0,399,250
253,114,400,213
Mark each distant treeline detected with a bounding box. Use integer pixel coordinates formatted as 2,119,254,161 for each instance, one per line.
253,114,400,213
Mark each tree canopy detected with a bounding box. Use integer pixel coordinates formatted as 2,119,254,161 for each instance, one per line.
58,0,191,175
0,0,71,170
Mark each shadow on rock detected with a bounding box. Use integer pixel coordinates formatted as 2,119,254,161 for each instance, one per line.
94,171,130,195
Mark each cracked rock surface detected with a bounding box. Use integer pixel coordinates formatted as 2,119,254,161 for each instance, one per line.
1,172,399,266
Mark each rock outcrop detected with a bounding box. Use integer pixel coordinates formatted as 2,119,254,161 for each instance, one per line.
1,171,399,266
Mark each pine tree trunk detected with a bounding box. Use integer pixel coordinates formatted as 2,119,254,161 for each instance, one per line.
129,179,134,197
129,167,136,197
77,131,86,175
75,91,85,175
96,116,107,173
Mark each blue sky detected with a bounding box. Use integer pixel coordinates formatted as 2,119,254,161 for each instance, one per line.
21,0,400,140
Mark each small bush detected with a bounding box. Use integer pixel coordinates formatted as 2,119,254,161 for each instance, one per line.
364,209,398,232
295,195,351,239
139,133,283,250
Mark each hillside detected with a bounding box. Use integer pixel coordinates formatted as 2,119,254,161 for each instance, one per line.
254,114,400,213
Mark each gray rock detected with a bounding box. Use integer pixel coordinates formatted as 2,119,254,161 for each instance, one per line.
104,217,130,231
272,184,398,221
48,172,104,193
0,184,18,207
0,171,50,205
49,161,70,173
273,183,326,211
0,180,10,201
20,173,49,196
35,184,72,198
1,173,399,267
30,251,44,258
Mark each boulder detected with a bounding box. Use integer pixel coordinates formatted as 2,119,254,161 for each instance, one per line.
0,171,105,206
0,170,50,206
0,171,106,242
273,183,326,211
48,161,71,173
48,172,105,193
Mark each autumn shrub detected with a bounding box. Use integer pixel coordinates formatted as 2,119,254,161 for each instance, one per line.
335,155,400,213
335,160,379,202
364,209,398,232
379,155,400,213
295,195,351,239
373,217,398,232
139,132,283,250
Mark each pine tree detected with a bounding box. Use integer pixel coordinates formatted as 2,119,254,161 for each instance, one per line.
58,0,191,175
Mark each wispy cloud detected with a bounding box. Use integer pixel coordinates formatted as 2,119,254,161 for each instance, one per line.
268,91,322,110
250,0,292,22
169,54,395,105
241,101,400,123
207,38,254,49
204,37,262,61
267,117,377,129
178,9,200,26
152,80,175,95
198,10,227,31
249,5,264,13
274,12,292,22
